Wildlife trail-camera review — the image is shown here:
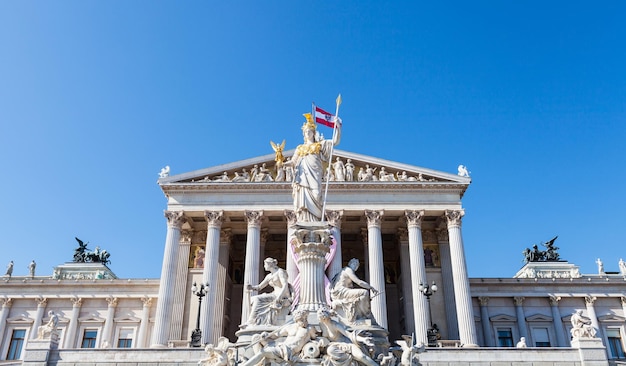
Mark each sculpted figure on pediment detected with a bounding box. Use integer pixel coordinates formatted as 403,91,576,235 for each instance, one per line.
213,172,231,182
333,157,346,182
345,159,355,181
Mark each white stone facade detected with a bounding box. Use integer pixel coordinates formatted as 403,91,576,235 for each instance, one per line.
0,149,624,365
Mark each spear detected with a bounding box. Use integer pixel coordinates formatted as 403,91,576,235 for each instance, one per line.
321,94,342,221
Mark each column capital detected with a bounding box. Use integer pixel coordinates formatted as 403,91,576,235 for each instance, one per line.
397,228,408,243
585,295,597,305
325,210,344,229
436,228,449,242
1,298,12,308
514,296,525,306
445,210,465,228
549,295,561,306
220,228,233,244
35,296,48,307
245,210,264,228
405,210,425,228
204,210,224,228
364,209,384,228
284,210,297,227
180,230,193,245
164,210,186,229
478,296,489,306
141,297,153,307
106,297,118,308
71,296,83,307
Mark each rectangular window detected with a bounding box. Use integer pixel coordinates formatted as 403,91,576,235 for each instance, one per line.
7,329,26,360
117,328,133,348
497,328,514,347
607,328,626,359
532,327,551,347
81,329,98,348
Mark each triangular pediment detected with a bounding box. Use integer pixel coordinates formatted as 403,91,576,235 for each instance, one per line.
526,314,553,322
490,314,517,322
159,149,470,187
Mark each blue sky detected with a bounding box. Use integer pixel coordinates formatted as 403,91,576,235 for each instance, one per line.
1,1,624,279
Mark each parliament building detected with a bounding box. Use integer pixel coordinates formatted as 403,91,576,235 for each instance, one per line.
1,145,625,366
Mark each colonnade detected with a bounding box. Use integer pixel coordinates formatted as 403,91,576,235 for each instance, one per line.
151,208,478,347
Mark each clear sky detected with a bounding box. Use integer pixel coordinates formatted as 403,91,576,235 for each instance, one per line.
1,1,625,279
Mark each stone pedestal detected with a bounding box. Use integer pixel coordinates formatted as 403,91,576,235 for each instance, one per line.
291,222,332,312
571,337,609,366
22,333,59,366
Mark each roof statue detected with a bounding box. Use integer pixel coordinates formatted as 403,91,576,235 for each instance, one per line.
522,236,561,263
73,237,111,266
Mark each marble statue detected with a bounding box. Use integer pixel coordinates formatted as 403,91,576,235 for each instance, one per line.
283,113,341,222
596,258,604,274
570,310,596,339
255,163,274,182
37,311,59,339
357,167,365,182
5,261,13,277
378,167,396,182
231,172,247,183
457,165,470,177
213,172,231,182
395,335,425,366
332,157,346,182
198,339,231,366
330,258,377,324
245,258,292,327
29,260,36,277
397,171,408,182
250,165,259,182
362,165,376,182
345,159,355,181
317,308,378,366
619,258,626,276
239,310,317,366
284,158,294,182
159,165,170,178
516,337,527,348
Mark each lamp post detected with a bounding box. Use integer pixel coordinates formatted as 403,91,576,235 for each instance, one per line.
190,281,209,347
418,281,439,347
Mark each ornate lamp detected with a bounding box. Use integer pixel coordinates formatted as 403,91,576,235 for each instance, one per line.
418,281,439,346
190,281,209,347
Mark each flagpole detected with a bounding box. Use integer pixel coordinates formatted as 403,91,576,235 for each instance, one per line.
321,94,342,221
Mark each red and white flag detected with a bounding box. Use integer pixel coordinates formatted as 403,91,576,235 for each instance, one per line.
315,106,336,128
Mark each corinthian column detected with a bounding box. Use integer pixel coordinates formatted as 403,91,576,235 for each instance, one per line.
478,297,494,347
137,297,152,348
514,297,528,340
201,210,224,345
405,210,428,344
325,210,344,280
0,298,13,345
445,210,478,347
101,297,118,347
549,296,567,347
584,296,602,339
213,229,232,339
64,297,82,348
151,210,185,348
241,210,263,324
170,229,192,341
30,297,47,339
365,209,387,329
397,228,415,335
436,224,459,340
